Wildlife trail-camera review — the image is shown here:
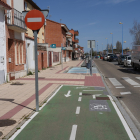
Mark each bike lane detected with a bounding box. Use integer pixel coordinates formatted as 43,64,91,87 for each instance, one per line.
13,85,135,140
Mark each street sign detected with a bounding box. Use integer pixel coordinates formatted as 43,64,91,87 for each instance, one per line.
87,40,90,48
50,44,56,48
25,9,45,30
87,40,95,48
61,47,66,50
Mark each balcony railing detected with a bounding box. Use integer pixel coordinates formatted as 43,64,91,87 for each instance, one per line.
74,30,79,36
7,8,27,31
74,38,79,43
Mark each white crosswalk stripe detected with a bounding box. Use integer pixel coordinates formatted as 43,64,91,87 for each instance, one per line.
122,77,140,86
109,78,125,88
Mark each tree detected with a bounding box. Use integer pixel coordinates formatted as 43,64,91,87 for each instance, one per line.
129,20,140,45
116,41,122,52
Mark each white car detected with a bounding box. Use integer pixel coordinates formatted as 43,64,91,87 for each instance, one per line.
107,53,113,61
124,56,131,67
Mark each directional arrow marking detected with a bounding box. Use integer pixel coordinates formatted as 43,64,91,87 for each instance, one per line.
65,90,71,97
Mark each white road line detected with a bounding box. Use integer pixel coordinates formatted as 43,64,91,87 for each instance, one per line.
69,125,77,140
134,86,140,87
76,87,87,89
136,77,140,80
79,92,82,96
83,90,103,91
78,97,82,102
116,86,125,88
122,77,140,86
76,107,80,114
109,78,123,86
93,95,96,99
27,17,42,22
108,95,136,140
120,92,131,95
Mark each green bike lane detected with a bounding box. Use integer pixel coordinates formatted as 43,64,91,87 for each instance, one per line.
13,85,135,140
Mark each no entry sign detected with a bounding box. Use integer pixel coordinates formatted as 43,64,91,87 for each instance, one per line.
25,9,45,30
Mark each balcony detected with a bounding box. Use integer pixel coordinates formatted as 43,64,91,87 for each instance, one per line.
7,8,27,32
74,38,79,43
74,30,79,36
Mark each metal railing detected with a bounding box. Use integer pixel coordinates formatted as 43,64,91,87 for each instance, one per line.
7,8,26,29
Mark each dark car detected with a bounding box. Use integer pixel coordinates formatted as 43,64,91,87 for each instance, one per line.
118,54,129,65
109,55,118,62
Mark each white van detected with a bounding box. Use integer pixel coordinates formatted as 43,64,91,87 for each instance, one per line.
131,45,140,70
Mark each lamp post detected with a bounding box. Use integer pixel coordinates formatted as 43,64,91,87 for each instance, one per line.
110,33,113,53
119,22,123,55
105,38,108,54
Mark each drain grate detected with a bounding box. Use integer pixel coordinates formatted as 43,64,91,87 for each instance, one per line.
0,119,16,127
96,97,110,100
0,131,3,137
82,93,92,96
11,82,24,85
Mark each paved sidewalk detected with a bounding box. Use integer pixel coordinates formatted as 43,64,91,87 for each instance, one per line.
0,60,104,139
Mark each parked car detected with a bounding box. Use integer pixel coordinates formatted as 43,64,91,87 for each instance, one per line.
109,55,118,62
124,56,131,67
131,45,140,70
107,53,114,61
103,55,107,61
118,54,129,65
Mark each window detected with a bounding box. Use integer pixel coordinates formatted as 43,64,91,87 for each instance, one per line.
25,2,27,11
15,41,17,65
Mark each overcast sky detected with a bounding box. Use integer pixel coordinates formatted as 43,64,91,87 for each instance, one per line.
33,0,140,53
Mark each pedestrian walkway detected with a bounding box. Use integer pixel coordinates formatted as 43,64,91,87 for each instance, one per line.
0,60,104,139
12,85,135,140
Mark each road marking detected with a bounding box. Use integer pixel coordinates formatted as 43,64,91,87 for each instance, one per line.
79,92,82,96
136,77,140,80
76,107,80,114
109,78,124,87
116,86,125,88
27,17,42,22
76,87,87,89
120,92,131,95
78,97,82,101
69,125,77,140
93,95,95,99
122,77,140,86
83,90,103,91
64,90,71,97
134,86,140,87
108,95,136,140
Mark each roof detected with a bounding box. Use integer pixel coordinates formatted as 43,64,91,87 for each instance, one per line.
25,0,41,10
0,0,12,10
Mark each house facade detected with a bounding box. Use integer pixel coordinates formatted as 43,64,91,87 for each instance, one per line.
0,0,11,84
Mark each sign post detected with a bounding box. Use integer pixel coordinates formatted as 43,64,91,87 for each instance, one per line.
87,40,95,76
23,9,49,112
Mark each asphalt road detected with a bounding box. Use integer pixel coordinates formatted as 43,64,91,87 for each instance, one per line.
94,59,140,132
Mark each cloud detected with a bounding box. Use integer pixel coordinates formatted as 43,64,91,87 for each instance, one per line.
105,0,136,4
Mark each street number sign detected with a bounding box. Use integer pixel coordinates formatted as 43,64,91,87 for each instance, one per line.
25,9,45,30
51,44,56,48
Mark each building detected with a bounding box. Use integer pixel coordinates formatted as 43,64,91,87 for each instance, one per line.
5,0,27,81
45,19,73,66
69,29,79,59
0,0,11,84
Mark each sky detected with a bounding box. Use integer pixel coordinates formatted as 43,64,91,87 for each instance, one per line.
33,0,140,53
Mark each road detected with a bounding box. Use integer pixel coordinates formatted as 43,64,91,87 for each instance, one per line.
94,59,140,132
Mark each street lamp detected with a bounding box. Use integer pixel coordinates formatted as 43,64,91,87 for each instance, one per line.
110,33,113,53
105,38,108,54
119,22,123,55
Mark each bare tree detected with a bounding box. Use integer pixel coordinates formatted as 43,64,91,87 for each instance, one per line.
116,41,122,52
130,20,140,45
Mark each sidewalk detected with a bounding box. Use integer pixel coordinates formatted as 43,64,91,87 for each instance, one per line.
0,60,105,139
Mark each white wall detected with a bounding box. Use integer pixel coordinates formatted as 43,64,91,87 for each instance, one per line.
14,0,24,13
0,8,7,84
26,38,35,72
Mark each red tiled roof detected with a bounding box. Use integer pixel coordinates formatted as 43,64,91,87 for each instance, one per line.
0,0,12,10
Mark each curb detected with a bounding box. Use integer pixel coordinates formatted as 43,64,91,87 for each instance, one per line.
94,59,140,140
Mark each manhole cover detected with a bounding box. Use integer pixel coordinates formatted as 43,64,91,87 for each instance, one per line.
0,131,3,137
96,97,110,100
82,93,92,96
0,119,16,127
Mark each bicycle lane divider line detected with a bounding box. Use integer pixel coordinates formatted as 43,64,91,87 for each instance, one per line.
75,107,80,115
69,125,78,140
78,97,82,102
79,92,82,96
9,85,63,140
107,95,136,140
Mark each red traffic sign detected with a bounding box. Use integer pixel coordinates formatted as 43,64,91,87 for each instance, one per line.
25,9,45,31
